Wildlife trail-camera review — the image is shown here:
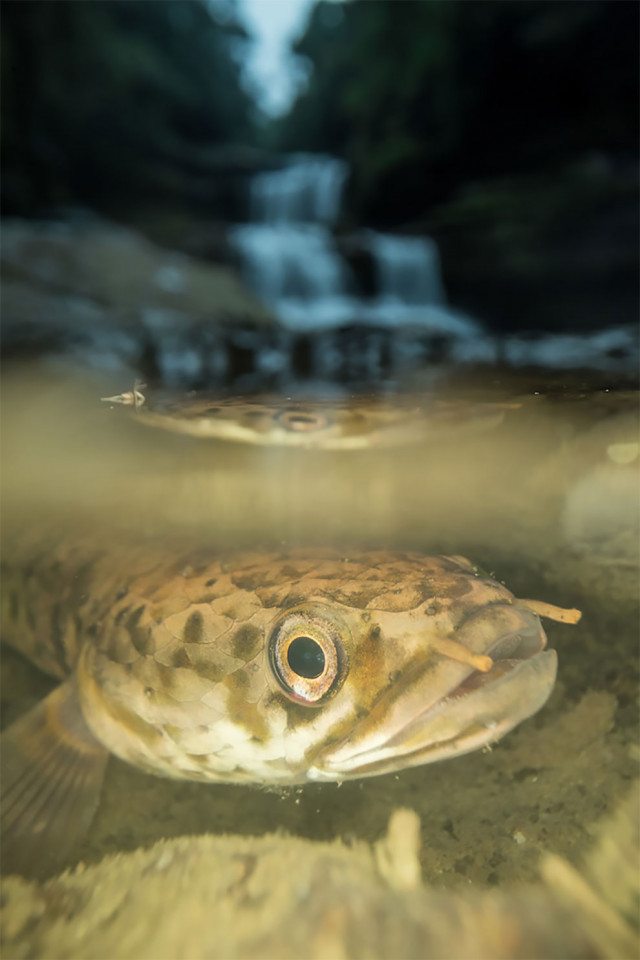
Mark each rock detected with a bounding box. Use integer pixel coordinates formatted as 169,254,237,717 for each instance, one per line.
334,231,378,297
1,218,271,322
1,218,290,388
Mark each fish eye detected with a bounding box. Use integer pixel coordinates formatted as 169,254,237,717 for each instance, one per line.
276,410,329,433
269,608,347,704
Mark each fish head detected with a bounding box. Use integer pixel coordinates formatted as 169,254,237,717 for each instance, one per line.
260,555,555,781
79,552,557,785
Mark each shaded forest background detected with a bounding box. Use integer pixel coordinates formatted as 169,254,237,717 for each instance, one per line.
3,0,637,220
1,0,638,332
1,1,256,219
279,1,638,221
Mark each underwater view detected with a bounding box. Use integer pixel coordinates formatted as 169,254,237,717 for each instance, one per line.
1,2,638,958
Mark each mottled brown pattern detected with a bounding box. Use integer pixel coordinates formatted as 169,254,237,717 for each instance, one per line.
182,610,205,645
124,606,154,656
2,534,505,673
186,658,228,685
257,589,306,609
224,681,270,743
171,648,192,669
232,571,278,593
2,525,561,786
5,539,487,672
231,624,264,662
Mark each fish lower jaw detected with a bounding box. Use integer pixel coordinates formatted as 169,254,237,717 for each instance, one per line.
311,649,558,780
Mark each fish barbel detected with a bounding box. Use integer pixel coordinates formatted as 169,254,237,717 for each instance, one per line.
0,528,580,875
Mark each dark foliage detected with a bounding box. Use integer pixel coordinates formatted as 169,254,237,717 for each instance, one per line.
277,0,639,225
1,0,256,216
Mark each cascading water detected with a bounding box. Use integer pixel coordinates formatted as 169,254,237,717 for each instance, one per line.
366,232,446,306
232,156,351,324
231,155,486,352
250,156,347,223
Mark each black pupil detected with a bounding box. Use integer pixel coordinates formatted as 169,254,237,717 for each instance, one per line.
287,636,325,679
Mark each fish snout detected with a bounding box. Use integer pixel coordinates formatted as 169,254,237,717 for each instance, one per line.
453,602,549,663
309,604,556,781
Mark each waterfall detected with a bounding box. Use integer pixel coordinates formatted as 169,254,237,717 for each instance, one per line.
366,232,446,306
250,155,347,223
231,154,480,342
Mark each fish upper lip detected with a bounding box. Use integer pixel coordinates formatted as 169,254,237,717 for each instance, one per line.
487,624,546,661
446,623,547,699
408,624,546,712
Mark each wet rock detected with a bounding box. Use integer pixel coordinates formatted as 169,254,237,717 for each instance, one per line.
426,169,640,337
334,231,377,297
0,218,290,388
0,218,493,390
1,218,270,321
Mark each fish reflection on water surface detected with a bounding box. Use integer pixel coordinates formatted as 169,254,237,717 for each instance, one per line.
0,529,580,876
100,388,519,449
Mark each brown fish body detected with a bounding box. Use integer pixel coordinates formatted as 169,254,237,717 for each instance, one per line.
3,530,570,781
1,527,579,874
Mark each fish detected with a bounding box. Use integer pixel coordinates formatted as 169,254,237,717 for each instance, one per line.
100,388,520,449
0,526,581,876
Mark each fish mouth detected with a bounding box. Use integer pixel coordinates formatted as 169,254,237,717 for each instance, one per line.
313,614,557,779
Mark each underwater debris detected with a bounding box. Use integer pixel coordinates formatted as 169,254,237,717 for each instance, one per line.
1,784,637,959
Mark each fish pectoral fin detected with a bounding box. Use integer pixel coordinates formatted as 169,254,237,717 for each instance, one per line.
1,677,108,879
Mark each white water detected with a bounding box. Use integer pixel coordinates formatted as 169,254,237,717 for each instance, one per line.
231,154,483,348
233,224,349,304
366,231,446,305
250,155,348,224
